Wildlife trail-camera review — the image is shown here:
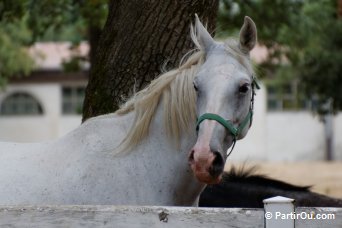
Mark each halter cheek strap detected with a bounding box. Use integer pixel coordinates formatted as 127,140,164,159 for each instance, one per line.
195,77,260,157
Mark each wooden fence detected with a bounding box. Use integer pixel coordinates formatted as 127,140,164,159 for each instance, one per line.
0,196,341,228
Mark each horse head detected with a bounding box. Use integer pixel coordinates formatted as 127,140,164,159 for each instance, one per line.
188,15,258,184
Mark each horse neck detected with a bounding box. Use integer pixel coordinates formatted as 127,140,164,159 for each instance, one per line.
141,101,205,205
149,98,197,152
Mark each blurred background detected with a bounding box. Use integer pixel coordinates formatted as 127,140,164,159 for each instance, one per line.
0,0,341,198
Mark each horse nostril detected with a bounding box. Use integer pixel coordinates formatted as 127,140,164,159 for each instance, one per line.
188,150,195,163
209,151,224,178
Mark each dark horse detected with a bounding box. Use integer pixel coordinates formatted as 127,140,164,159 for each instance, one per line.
199,166,342,208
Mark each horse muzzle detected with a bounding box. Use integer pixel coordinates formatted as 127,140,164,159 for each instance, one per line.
188,147,225,184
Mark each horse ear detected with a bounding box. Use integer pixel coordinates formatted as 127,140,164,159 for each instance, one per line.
239,16,257,54
195,14,215,52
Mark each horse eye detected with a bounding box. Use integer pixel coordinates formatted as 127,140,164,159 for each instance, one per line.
239,83,249,94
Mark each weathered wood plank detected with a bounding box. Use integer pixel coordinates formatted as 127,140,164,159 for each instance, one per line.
1,205,341,227
0,206,263,228
296,207,342,228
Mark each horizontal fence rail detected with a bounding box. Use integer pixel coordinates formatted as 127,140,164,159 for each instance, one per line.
0,197,341,228
0,206,263,228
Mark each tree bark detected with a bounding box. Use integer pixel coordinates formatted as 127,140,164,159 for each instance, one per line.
88,25,102,69
82,0,218,121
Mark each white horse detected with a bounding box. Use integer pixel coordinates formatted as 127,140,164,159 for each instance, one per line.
0,16,258,206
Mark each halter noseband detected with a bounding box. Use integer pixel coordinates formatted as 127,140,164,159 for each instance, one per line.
195,76,260,156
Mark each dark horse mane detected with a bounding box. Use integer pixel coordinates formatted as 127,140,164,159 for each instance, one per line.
223,166,311,192
199,165,342,208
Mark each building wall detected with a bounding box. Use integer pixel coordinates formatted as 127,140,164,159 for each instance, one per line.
265,112,326,161
0,83,341,161
220,83,342,161
334,114,342,160
0,83,80,142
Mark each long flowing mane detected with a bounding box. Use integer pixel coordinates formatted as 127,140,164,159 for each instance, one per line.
115,26,255,153
115,52,204,152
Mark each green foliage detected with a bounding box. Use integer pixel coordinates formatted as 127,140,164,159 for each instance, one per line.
280,0,342,112
218,0,342,112
218,0,302,45
0,0,27,21
0,12,33,86
26,0,108,42
0,0,108,86
218,0,302,75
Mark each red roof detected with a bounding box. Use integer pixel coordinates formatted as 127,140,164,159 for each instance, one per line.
28,41,267,69
28,42,90,70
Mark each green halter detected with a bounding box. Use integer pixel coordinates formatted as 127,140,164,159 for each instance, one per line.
195,77,260,155
196,111,253,138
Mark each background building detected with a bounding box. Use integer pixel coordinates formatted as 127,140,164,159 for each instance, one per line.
0,42,341,161
0,42,88,142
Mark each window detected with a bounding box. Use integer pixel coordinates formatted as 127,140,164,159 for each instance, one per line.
266,82,318,111
267,85,282,111
0,92,43,115
62,86,85,114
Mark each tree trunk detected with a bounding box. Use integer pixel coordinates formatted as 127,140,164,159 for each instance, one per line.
82,0,218,121
88,25,102,69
